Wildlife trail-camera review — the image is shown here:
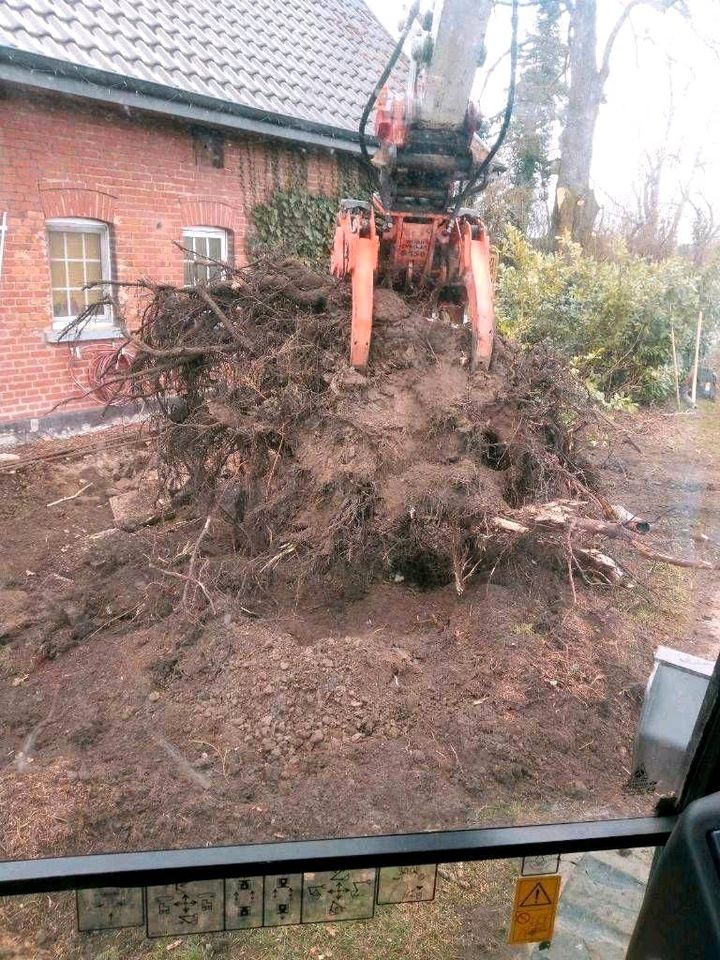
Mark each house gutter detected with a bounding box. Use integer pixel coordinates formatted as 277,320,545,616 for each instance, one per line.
0,46,368,155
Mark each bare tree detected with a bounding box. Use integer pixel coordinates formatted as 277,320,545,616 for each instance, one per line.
620,149,688,259
551,0,685,249
688,197,720,266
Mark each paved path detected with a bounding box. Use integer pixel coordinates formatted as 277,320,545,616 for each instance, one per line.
528,848,654,959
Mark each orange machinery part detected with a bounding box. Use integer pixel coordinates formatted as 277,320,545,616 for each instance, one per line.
458,221,494,371
330,208,379,368
331,209,494,371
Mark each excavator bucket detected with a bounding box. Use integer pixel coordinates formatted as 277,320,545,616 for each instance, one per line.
331,205,494,372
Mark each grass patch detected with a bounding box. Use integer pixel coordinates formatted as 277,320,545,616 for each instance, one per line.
630,563,693,630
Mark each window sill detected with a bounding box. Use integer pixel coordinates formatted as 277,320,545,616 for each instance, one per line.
44,325,125,344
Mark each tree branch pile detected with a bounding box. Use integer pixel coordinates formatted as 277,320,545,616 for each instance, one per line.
97,257,709,608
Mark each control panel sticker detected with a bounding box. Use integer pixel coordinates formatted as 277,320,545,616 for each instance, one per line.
376,864,437,905
508,874,561,945
521,854,561,876
77,886,144,931
146,880,225,938
302,869,377,923
264,873,303,926
225,876,264,929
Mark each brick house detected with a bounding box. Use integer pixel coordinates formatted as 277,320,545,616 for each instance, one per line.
0,0,394,437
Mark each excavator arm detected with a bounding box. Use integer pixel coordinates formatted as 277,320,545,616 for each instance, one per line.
331,0,502,370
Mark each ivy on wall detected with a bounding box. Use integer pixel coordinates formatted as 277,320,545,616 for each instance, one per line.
251,189,340,262
248,152,372,263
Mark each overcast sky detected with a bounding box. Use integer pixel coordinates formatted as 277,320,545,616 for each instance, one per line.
364,0,720,240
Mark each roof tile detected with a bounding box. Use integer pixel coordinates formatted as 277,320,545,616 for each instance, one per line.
0,0,399,133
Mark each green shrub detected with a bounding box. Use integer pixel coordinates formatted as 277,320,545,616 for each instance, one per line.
250,188,340,262
496,228,720,404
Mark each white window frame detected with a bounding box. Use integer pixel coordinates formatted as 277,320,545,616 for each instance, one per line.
182,226,229,285
46,217,113,330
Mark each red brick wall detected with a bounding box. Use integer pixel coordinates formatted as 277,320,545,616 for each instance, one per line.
0,87,348,425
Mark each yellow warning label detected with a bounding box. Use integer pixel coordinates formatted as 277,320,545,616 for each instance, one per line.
507,874,561,945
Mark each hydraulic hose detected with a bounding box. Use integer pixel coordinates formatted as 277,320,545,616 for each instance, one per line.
452,0,520,215
358,0,421,176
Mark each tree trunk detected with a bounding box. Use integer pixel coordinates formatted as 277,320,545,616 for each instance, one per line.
551,0,602,248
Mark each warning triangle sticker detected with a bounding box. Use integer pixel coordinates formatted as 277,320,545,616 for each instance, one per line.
519,882,553,907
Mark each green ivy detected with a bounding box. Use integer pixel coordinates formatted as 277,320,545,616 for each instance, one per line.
250,189,341,262
249,153,372,264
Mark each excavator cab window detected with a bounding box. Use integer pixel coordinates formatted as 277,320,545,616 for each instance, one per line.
2,0,720,956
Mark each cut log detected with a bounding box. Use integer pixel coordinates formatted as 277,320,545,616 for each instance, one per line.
488,499,718,574
575,548,626,584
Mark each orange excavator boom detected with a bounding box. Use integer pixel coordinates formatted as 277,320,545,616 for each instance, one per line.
330,0,517,371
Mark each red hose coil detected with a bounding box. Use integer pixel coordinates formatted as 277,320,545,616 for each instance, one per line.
87,349,135,404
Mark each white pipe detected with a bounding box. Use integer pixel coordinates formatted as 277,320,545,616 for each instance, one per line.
670,322,681,411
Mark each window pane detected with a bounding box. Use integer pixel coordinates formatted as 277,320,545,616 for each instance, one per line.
47,224,110,319
48,232,65,258
208,238,222,260
68,289,84,314
66,233,83,258
67,260,84,287
84,232,101,259
196,237,209,258
86,287,104,306
85,259,103,284
184,261,193,285
50,261,66,288
52,290,68,317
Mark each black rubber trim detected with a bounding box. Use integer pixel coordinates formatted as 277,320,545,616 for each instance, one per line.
0,816,676,896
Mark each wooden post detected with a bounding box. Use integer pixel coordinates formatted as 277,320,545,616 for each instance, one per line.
691,310,703,406
670,323,681,411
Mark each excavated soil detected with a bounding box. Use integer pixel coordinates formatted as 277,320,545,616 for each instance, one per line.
1,290,720,958
0,432,651,852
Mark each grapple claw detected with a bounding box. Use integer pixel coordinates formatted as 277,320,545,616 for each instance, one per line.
330,204,379,368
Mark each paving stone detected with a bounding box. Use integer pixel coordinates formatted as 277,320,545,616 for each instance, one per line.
529,849,653,960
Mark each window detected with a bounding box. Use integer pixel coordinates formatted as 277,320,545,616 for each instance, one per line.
182,227,229,285
47,218,112,327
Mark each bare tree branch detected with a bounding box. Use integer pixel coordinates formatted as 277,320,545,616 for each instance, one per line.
600,0,647,81
480,38,533,98
600,0,687,82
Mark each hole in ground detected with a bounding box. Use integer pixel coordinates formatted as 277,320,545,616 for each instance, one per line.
393,551,453,589
503,451,540,507
480,429,509,470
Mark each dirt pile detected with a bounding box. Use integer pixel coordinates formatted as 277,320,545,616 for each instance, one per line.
113,259,594,604
3,361,720,958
